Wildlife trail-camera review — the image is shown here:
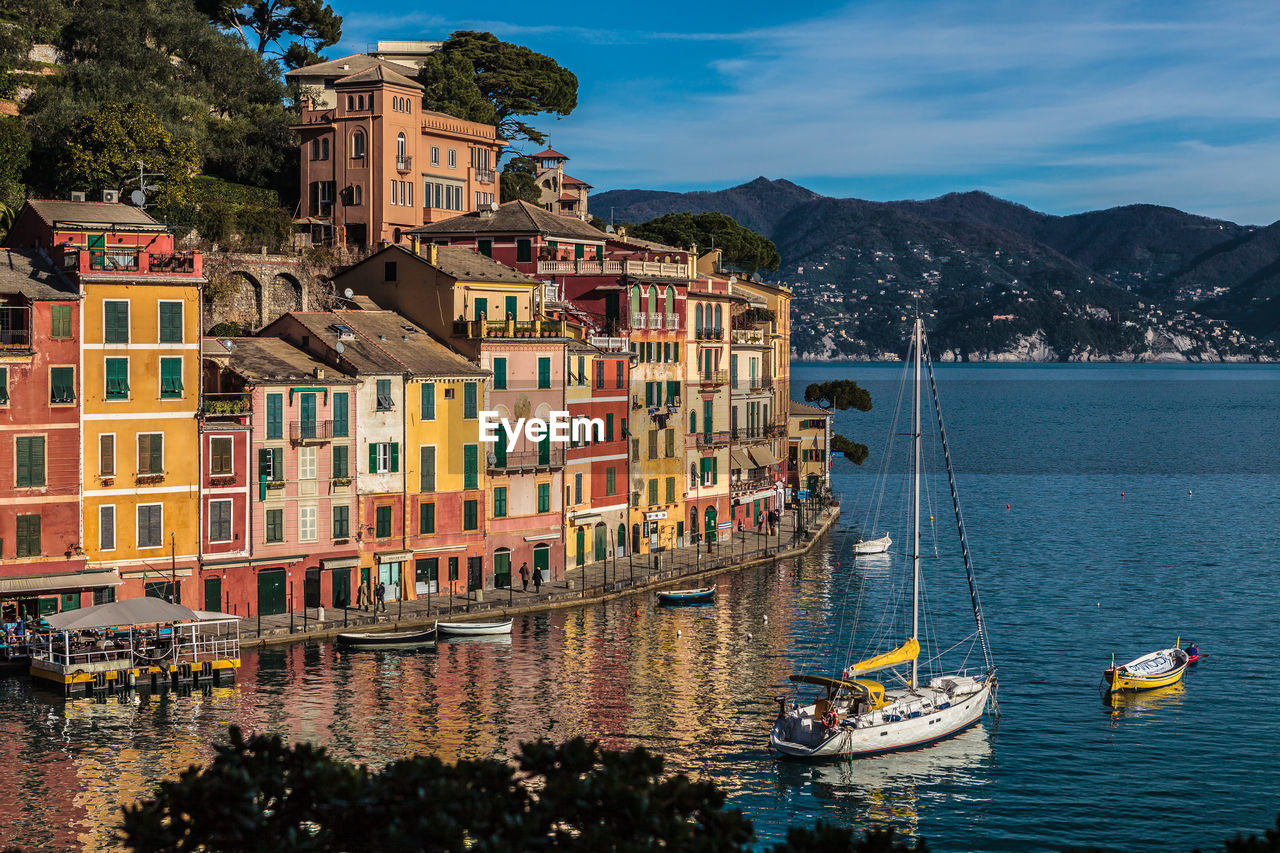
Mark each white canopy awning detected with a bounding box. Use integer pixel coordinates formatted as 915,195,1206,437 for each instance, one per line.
44,598,199,631
0,569,121,596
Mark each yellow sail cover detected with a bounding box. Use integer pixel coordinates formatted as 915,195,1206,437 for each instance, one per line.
848,638,919,675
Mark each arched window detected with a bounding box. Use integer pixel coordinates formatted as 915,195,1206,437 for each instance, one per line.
690,411,697,434
696,304,704,333
357,94,364,110
714,305,723,333
665,286,675,317
689,464,698,488
647,287,657,316
310,139,320,160
397,132,406,159
320,138,329,160
353,185,362,205
630,285,641,316
346,95,354,110
352,130,365,159
690,505,699,535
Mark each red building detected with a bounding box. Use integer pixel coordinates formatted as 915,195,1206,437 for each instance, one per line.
0,248,94,615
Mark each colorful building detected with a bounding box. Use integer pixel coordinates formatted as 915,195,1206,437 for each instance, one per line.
684,269,732,551
531,146,592,220
287,53,503,250
788,400,832,500
6,198,205,605
199,336,360,616
564,341,629,567
0,248,94,614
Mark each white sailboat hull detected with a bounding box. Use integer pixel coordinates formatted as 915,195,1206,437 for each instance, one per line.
770,677,994,760
853,534,892,555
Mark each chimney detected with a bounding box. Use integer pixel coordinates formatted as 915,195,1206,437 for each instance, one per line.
315,367,325,379
410,233,421,256
429,242,438,264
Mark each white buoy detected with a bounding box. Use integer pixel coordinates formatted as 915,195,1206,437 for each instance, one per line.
677,629,682,637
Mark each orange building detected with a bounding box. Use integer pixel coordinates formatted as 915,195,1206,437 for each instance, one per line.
287,54,504,250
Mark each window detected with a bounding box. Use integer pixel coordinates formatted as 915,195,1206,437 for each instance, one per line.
104,300,129,343
210,437,232,475
320,137,329,160
463,499,478,531
259,447,283,482
209,500,232,543
666,476,675,503
137,433,163,475
616,360,624,388
265,508,283,543
385,261,397,281
311,139,320,160
332,445,349,479
105,357,129,399
352,185,363,206
606,466,616,495
160,357,183,398
99,505,115,551
376,379,393,410
371,441,399,473
419,446,436,491
537,482,550,513
605,413,614,442
50,304,72,339
431,146,440,166
648,430,658,459
333,392,349,436
298,446,317,479
352,130,365,158
448,148,456,168
299,506,317,542
50,367,74,404
159,302,183,343
464,444,478,489
15,514,40,557
376,504,392,538
138,504,162,548
448,557,459,581
266,393,283,438
397,132,406,159
464,382,477,418
665,428,675,458
574,472,583,505
419,501,436,534
493,486,507,518
537,357,551,389
516,239,531,263
99,434,115,476
648,479,658,506
0,366,7,405
492,358,506,390
333,505,350,538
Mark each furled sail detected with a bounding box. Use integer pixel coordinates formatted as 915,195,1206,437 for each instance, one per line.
847,638,919,676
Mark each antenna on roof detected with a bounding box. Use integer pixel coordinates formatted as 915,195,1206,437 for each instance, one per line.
344,288,354,299
336,341,345,354
489,201,499,212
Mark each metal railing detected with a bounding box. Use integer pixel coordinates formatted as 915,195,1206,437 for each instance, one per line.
731,328,766,345
454,318,576,339
648,314,664,329
665,312,680,330
201,393,251,416
589,335,628,351
487,448,566,472
0,306,31,350
475,168,495,184
396,155,413,171
290,420,334,443
699,370,728,386
696,327,724,341
694,430,731,448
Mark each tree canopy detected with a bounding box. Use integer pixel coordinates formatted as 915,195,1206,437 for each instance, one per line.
195,0,342,69
499,154,543,205
118,727,926,853
631,211,781,274
418,31,578,154
806,380,873,466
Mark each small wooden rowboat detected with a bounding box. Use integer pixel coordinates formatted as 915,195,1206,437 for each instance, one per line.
437,619,513,637
1103,645,1189,693
336,627,437,649
656,585,715,604
854,534,892,555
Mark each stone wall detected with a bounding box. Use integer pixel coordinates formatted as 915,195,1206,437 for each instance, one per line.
203,252,336,332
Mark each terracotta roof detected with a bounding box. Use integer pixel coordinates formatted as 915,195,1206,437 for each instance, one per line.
789,400,831,417
205,337,356,385
276,310,484,378
610,234,686,254
558,193,579,202
22,199,163,230
561,173,592,188
285,53,415,80
409,200,606,242
335,64,422,90
0,248,78,299
428,245,540,285
532,146,569,160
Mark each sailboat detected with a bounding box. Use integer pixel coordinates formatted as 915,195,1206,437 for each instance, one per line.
769,318,998,760
853,534,892,555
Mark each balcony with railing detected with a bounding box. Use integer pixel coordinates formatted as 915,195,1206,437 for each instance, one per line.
452,318,579,340
665,312,680,330
648,313,664,330
698,370,728,387
589,335,629,351
0,306,32,352
693,430,731,448
487,447,566,472
731,327,766,346
475,168,496,184
66,248,201,277
730,474,773,495
200,393,251,417
731,427,769,442
290,419,333,444
396,154,413,172
537,259,604,275
696,327,724,341
623,260,686,279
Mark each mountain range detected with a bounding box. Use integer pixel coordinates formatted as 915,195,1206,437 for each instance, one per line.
592,178,1280,361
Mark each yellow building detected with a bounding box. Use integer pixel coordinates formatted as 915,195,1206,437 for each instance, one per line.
788,401,832,499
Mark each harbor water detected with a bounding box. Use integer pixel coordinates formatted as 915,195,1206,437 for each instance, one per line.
2,363,1279,851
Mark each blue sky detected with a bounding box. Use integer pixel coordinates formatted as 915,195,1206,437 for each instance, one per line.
332,0,1280,224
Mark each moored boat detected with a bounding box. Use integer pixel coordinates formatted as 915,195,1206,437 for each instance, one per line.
436,619,513,636
1103,645,1189,692
656,585,715,604
853,534,892,555
336,627,437,649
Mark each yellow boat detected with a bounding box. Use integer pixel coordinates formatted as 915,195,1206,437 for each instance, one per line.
1102,643,1189,693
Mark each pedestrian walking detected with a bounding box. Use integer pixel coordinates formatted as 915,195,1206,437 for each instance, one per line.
375,581,386,612
532,564,543,593
519,561,531,591
356,581,369,611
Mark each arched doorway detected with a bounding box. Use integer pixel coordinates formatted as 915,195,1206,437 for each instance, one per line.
617,523,627,556
631,523,641,554
704,506,718,545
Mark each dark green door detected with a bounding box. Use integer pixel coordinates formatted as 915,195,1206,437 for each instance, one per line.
475,297,487,321
594,524,607,561
538,436,550,465
705,507,718,545
494,552,511,588
332,569,350,608
575,526,585,566
300,393,316,438
505,295,518,321
533,546,549,579
604,293,619,323
88,233,105,269
257,569,286,616
204,576,222,611
60,593,80,611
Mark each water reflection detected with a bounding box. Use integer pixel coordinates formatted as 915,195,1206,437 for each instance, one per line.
1103,681,1187,718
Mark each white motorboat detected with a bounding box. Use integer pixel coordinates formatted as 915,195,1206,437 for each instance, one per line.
770,317,998,760
437,619,513,637
853,534,892,555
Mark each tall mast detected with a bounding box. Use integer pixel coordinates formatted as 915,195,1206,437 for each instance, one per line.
910,316,922,689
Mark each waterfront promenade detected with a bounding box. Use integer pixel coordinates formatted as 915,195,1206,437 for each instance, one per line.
238,502,841,646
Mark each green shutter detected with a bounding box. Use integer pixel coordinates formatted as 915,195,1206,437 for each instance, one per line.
390,442,399,473
575,242,585,260
475,297,488,320
464,382,477,418
333,392,349,436
493,440,506,468
50,305,71,339
266,394,282,438
369,443,378,473
104,301,128,343
494,487,506,518
464,444,478,489
299,393,316,436
605,413,614,441
333,445,348,478
666,477,675,503
648,479,657,505
537,483,550,513
106,358,129,399
16,436,44,488
463,499,477,530
606,467,615,495
493,358,506,390
538,358,550,389
161,358,183,398
148,434,162,474
505,295,518,320
159,302,183,343
50,367,74,403
420,383,435,420
516,240,531,263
